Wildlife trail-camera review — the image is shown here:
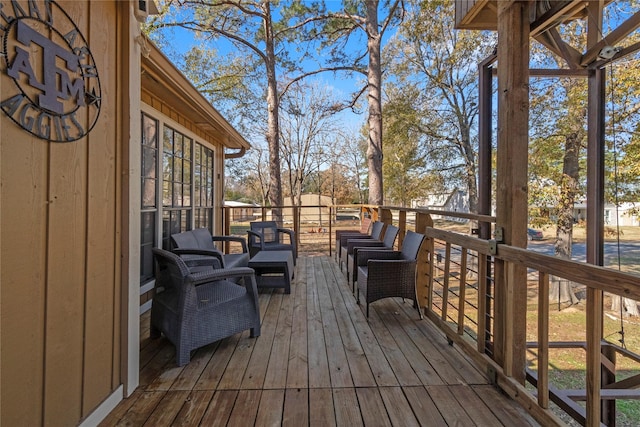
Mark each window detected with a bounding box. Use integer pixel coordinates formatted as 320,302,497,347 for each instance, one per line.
194,143,215,230
140,114,158,283
139,112,217,285
162,126,193,249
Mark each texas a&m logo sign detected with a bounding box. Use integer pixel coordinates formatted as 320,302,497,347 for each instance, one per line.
0,0,101,142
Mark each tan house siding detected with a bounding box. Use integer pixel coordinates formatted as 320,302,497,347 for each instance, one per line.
0,1,126,425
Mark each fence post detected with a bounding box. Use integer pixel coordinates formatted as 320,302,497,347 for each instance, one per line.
415,212,433,313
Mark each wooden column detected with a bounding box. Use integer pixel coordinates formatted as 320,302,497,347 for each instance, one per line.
415,212,433,311
379,207,393,226
494,0,529,383
478,54,496,241
585,2,605,425
478,54,496,356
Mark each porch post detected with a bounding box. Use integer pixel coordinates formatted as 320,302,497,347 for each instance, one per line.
585,2,605,425
494,0,529,383
478,53,496,353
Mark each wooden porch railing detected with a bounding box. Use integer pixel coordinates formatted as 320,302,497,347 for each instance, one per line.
221,203,640,426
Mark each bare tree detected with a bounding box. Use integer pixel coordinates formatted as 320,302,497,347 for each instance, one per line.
279,82,339,207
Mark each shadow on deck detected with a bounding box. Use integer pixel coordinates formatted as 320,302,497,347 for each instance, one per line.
101,255,538,426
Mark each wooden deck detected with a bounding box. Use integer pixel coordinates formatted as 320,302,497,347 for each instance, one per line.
101,255,538,426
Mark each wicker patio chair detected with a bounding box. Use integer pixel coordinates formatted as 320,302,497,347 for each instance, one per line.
346,224,400,292
247,221,297,263
355,230,426,318
338,221,384,271
334,217,371,261
150,248,261,366
171,228,249,270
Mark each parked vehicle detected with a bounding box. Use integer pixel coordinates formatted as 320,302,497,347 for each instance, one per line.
527,228,544,241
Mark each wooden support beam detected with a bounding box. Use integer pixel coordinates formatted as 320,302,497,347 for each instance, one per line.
586,4,606,423
495,0,529,384
565,388,640,401
533,29,582,68
530,0,584,36
603,372,640,390
581,10,640,66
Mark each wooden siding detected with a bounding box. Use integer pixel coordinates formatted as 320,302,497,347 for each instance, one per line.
101,255,538,426
455,0,497,30
0,1,125,425
140,91,221,147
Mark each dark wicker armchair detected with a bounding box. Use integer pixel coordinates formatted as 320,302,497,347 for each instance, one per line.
334,217,371,261
171,228,249,270
355,230,426,318
338,221,384,272
151,248,261,366
247,221,297,262
346,224,399,291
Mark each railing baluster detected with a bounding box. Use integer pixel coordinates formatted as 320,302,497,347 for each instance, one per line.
586,288,603,427
538,272,549,409
457,248,468,335
477,253,487,354
442,243,452,322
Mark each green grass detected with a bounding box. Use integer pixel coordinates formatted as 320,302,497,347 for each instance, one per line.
526,303,640,425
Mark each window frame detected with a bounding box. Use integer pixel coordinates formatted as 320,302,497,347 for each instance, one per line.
139,107,217,288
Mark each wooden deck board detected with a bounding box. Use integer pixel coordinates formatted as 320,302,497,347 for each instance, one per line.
240,292,282,389
142,390,190,426
264,288,294,389
379,386,421,427
332,388,364,427
327,257,400,387
170,390,214,427
306,257,332,388
255,389,285,426
403,386,447,425
198,390,237,427
102,255,539,427
309,388,336,427
355,387,392,427
226,389,261,426
314,257,355,388
285,259,309,389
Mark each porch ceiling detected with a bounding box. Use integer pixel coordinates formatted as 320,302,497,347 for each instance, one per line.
455,0,599,32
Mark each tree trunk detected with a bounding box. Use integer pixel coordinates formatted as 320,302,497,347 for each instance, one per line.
365,0,383,205
457,119,478,213
263,2,283,221
611,296,640,317
551,132,581,305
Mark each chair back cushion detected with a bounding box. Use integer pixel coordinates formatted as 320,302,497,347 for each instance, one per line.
171,228,215,250
370,221,384,240
171,230,198,250
250,221,278,243
191,229,216,250
381,225,399,248
400,231,426,261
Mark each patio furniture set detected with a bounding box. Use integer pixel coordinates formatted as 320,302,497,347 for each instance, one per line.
150,221,296,365
151,218,425,366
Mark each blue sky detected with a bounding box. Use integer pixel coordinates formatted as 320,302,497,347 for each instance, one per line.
147,2,402,142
